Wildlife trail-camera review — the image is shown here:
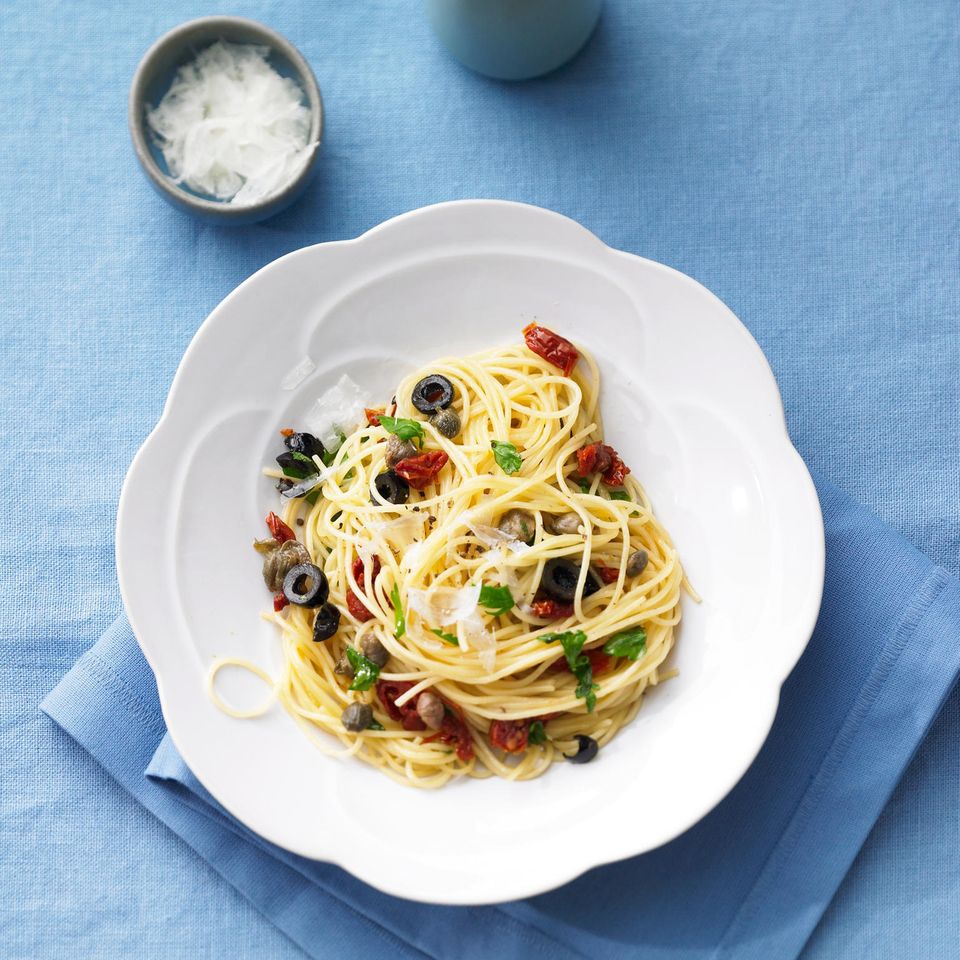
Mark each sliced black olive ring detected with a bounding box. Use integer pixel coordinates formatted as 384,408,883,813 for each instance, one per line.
411,374,454,413
312,602,341,641
284,431,325,459
282,562,329,607
540,558,600,603
374,470,410,505
566,735,599,764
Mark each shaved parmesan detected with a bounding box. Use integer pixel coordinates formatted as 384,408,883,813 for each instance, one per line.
401,541,429,573
464,514,530,554
146,41,318,207
370,514,422,550
462,609,496,672
407,584,481,627
281,356,315,390
305,374,372,449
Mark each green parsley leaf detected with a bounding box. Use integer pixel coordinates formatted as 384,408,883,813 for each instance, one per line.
431,627,460,646
367,719,385,731
479,583,515,616
541,630,598,711
528,720,547,745
379,416,426,445
574,659,599,712
608,489,631,501
345,646,380,691
540,630,587,670
578,477,592,494
491,440,522,475
603,626,647,660
390,583,405,638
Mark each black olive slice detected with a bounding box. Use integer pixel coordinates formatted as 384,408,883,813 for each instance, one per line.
283,562,329,607
540,558,600,602
374,470,410,505
565,735,599,764
284,432,325,459
277,450,319,477
411,374,454,413
313,602,341,641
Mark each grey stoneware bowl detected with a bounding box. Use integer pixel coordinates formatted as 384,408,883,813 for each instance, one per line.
129,17,323,225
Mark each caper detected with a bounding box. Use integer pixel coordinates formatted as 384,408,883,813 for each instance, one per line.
261,538,310,592
545,513,582,536
429,408,461,439
334,655,354,678
626,549,649,577
416,690,445,729
359,635,389,667
385,435,417,467
341,702,374,732
497,508,536,543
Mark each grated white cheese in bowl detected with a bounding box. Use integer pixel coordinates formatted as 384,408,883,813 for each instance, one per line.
146,41,318,207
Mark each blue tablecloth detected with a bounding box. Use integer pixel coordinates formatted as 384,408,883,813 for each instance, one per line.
2,1,957,958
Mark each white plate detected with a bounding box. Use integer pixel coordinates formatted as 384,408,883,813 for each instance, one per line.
117,200,823,904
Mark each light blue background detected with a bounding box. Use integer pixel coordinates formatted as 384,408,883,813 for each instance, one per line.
1,1,957,957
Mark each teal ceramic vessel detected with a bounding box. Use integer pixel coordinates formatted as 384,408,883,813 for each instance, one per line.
427,0,603,80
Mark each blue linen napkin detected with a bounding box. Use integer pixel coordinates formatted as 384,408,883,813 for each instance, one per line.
41,473,960,960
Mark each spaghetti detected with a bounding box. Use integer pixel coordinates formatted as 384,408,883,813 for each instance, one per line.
216,325,686,788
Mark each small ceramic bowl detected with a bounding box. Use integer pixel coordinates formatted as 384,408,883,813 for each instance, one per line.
129,17,323,225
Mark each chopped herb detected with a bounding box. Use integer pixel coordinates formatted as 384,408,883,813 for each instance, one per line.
575,668,599,712
368,719,385,731
379,415,425,446
603,626,647,660
528,720,547,745
431,627,460,646
390,583,405,638
345,646,380,691
304,488,323,506
578,477,592,494
344,468,355,481
491,440,522,475
540,630,597,712
609,489,631,502
331,510,342,523
479,583,515,616
540,630,587,668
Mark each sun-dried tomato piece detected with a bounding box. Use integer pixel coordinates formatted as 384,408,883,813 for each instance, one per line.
346,588,375,623
489,719,529,754
265,511,296,543
279,428,294,437
586,649,614,674
376,680,426,731
394,450,449,490
365,407,384,427
530,597,575,620
522,323,579,377
351,554,382,587
424,701,475,762
576,443,630,487
594,563,621,584
273,593,289,612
